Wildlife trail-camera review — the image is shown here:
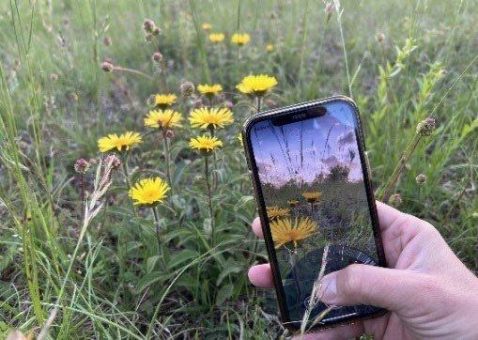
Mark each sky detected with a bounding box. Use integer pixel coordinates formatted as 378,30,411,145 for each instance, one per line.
250,101,365,188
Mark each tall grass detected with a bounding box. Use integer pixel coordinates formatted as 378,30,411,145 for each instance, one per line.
0,0,477,338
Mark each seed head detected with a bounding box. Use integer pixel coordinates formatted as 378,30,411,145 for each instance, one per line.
143,19,156,33
415,174,427,185
389,193,402,207
101,61,114,72
74,158,90,174
416,117,436,136
152,52,163,63
180,81,195,97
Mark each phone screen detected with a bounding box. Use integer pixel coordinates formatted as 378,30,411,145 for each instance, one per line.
247,100,384,327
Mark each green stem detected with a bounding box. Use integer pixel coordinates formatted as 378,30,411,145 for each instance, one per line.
121,152,132,190
380,133,422,202
152,206,162,252
256,96,262,114
161,129,173,195
290,248,302,301
204,155,215,245
113,66,155,81
335,1,353,98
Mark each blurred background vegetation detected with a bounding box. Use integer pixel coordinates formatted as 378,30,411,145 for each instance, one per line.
0,0,477,338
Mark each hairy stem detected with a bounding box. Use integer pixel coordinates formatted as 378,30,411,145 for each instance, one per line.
161,129,173,195
379,133,422,202
204,155,215,245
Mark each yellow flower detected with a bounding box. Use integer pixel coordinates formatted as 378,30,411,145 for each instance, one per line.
197,83,223,97
202,22,212,31
209,33,225,43
231,33,251,46
144,109,183,129
236,74,278,96
266,44,274,52
266,206,290,221
98,132,142,153
189,107,234,130
270,217,316,249
189,135,223,153
302,191,322,203
154,93,177,109
128,177,170,206
288,199,299,207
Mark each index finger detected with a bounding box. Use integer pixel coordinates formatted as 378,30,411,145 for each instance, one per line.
375,201,406,232
251,217,264,238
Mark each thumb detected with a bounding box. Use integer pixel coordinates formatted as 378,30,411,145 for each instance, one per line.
317,264,420,311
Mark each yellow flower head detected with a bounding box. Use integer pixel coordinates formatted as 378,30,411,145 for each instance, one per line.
189,135,223,153
144,109,183,129
302,191,322,203
288,199,299,207
209,33,225,43
270,217,316,249
231,33,251,46
128,177,170,206
154,93,177,109
189,107,234,130
98,132,142,153
197,83,223,97
202,22,212,31
236,74,278,96
266,206,290,221
266,44,274,52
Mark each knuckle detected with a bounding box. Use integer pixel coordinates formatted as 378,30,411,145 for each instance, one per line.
340,265,363,296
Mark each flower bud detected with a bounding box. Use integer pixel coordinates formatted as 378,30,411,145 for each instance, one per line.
192,98,203,108
143,19,155,33
152,52,163,63
416,117,436,136
224,100,234,109
103,36,112,46
101,61,114,72
180,81,195,97
376,33,385,43
105,154,121,169
165,129,175,139
325,2,334,21
388,193,402,207
74,158,90,174
152,26,161,36
415,174,427,185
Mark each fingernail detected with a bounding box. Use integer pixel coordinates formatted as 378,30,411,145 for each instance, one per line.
318,273,337,304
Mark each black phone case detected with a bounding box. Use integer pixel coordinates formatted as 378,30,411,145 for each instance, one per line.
242,96,387,332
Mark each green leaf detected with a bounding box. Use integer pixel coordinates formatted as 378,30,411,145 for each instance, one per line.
146,256,160,273
215,283,234,306
461,118,478,139
216,264,243,286
168,249,199,269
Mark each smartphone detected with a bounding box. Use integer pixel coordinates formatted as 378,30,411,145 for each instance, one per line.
242,96,387,331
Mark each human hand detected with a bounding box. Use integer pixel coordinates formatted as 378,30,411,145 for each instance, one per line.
248,202,478,339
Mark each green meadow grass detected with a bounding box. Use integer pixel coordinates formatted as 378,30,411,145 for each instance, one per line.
0,0,477,338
